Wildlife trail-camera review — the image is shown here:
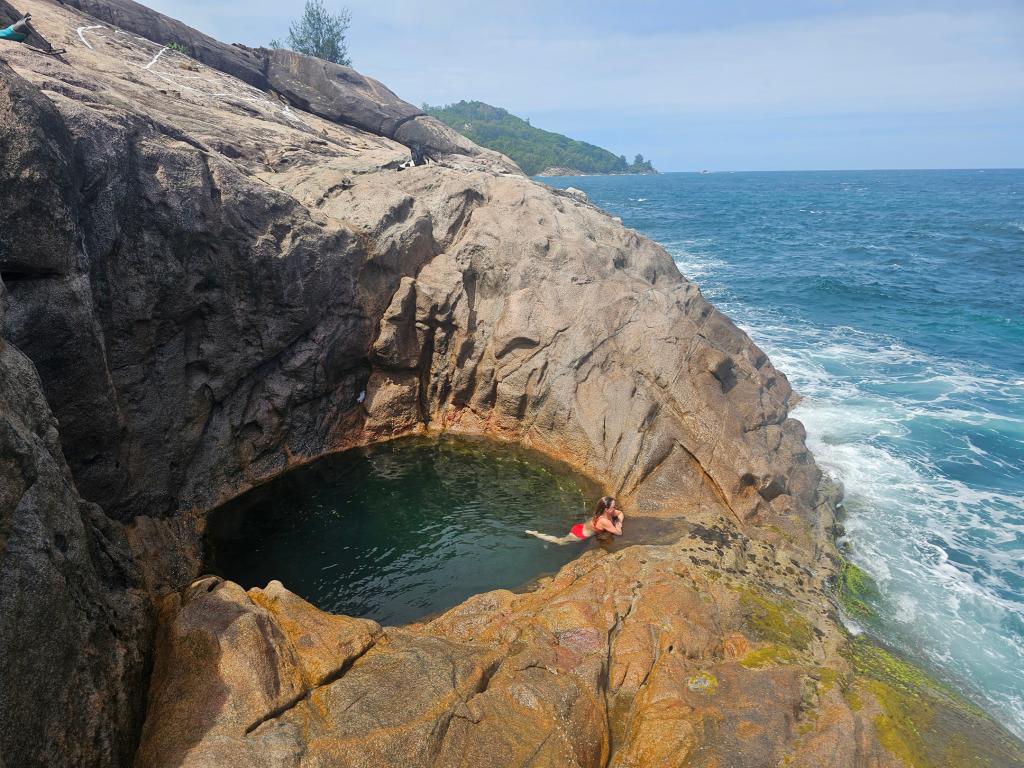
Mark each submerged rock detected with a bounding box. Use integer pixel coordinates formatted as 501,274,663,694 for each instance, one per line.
0,0,1020,765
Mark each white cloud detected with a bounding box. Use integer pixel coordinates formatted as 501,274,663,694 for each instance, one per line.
142,1,1024,168
345,9,1024,117
146,2,1023,117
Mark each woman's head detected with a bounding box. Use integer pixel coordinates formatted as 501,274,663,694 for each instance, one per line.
594,496,616,518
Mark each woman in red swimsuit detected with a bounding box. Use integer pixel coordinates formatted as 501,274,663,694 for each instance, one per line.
526,496,624,544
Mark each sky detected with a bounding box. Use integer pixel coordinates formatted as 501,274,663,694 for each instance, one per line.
145,0,1024,172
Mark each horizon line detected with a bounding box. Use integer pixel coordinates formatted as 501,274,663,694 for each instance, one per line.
537,166,1024,176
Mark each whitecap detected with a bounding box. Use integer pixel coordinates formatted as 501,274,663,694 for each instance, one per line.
671,251,725,282
893,593,919,623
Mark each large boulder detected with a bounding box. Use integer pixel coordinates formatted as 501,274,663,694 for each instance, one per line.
0,58,151,768
0,1,1021,766
1,0,817,540
53,0,510,164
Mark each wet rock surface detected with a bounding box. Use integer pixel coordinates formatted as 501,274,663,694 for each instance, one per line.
0,0,1021,765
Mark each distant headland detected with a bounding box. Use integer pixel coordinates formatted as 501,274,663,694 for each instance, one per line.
424,100,657,176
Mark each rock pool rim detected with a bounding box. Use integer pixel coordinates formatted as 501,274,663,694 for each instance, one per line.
201,432,610,508
199,427,618,526
202,433,611,624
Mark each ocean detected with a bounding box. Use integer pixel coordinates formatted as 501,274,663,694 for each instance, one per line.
543,169,1024,738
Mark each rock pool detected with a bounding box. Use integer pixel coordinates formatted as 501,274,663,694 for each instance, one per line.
204,436,602,625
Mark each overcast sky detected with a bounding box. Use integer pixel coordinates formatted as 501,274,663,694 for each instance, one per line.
146,0,1024,172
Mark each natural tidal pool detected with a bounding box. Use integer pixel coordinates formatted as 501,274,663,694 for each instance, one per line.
204,436,602,625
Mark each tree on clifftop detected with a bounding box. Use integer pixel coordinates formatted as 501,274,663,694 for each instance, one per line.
271,0,352,66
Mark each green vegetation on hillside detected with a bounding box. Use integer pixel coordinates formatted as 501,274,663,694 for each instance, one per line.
424,101,655,176
270,0,352,66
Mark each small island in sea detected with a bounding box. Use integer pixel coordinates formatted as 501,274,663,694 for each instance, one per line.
424,100,657,176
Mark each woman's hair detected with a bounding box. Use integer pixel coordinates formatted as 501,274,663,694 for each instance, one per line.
593,496,615,521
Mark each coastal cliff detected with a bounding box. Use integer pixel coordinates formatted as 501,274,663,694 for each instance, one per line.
1,1,1021,766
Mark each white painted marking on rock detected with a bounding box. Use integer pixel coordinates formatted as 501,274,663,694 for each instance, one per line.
77,24,102,49
143,47,168,71
72,24,310,130
280,104,304,123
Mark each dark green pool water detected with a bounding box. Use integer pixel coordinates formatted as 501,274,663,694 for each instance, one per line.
204,436,602,625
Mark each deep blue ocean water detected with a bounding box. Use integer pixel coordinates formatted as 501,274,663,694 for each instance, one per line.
545,170,1023,737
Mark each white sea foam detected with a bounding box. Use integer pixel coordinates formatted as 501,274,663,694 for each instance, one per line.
726,309,1024,738
667,245,726,282
893,593,919,623
654,177,1024,736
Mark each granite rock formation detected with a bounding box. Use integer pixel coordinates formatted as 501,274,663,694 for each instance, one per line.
1,1,1022,766
135,544,1024,768
0,233,150,765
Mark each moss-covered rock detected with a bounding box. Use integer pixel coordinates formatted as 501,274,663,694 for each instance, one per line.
837,559,882,621
739,644,798,669
739,588,814,650
844,638,1024,768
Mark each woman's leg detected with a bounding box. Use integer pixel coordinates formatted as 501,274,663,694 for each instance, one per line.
524,529,578,545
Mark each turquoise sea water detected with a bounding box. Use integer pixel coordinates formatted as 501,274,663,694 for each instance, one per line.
546,169,1024,738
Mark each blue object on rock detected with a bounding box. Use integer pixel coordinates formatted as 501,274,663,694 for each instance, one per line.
0,26,27,42
1,16,30,42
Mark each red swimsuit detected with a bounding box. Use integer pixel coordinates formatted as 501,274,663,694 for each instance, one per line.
570,523,587,539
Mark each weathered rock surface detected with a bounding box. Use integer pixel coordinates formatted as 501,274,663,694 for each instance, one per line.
1,0,817,537
0,259,150,764
52,0,512,165
0,55,152,767
135,541,1024,768
0,1,1021,766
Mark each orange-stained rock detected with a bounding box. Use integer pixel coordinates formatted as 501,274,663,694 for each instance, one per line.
723,632,751,660
134,577,307,768
2,1,1023,767
134,533,1024,767
249,579,381,686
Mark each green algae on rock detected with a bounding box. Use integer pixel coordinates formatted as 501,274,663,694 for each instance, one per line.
843,638,1024,768
836,558,883,622
739,644,799,669
738,587,815,650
